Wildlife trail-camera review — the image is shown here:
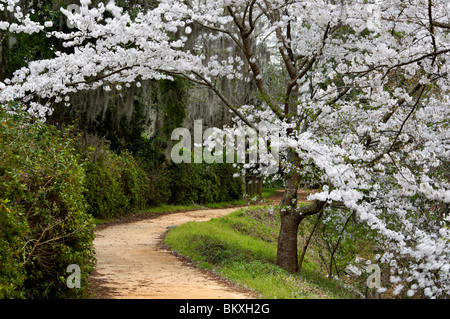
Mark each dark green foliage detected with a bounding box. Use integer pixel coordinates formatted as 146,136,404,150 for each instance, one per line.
168,162,242,205
0,108,95,298
0,200,28,298
78,144,243,218
156,78,189,139
82,150,131,219
77,138,158,219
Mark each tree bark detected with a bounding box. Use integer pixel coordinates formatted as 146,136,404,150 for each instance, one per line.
276,162,326,273
277,206,304,273
276,159,302,273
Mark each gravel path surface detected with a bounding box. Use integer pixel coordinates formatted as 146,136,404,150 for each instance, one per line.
88,208,256,299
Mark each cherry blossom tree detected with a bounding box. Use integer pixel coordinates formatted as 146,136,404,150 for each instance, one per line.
1,0,449,297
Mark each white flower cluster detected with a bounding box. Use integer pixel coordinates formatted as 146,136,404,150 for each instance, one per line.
1,0,449,298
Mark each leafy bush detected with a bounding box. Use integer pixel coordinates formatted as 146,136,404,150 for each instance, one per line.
76,132,242,219
140,160,172,207
0,200,28,298
0,108,95,298
208,163,243,202
168,162,242,205
77,134,171,219
82,146,131,219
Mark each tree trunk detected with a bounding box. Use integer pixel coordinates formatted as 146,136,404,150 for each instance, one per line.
277,207,303,273
276,164,302,273
275,161,325,273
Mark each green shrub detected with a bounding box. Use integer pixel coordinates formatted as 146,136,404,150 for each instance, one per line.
78,135,169,219
0,108,95,298
82,147,131,219
168,162,242,205
118,152,148,210
209,163,243,202
81,146,243,213
0,200,28,298
140,160,171,207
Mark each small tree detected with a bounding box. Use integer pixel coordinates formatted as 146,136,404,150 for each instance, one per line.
1,0,449,297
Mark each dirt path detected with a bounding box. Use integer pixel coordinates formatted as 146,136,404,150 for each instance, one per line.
88,207,257,299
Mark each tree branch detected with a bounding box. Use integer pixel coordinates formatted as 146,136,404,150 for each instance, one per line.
298,200,326,216
190,71,257,131
193,20,245,53
428,0,438,66
432,21,450,29
386,85,426,154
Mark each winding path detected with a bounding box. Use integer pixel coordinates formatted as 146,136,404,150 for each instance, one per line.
88,207,256,299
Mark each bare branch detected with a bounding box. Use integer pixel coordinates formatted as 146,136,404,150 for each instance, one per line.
432,20,450,29
227,5,246,34
298,200,327,216
381,82,424,124
193,20,245,52
247,0,258,33
191,71,258,131
67,66,134,87
386,85,426,154
428,0,438,66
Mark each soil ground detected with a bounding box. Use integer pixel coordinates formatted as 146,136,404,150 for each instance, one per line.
87,189,314,299
87,208,258,299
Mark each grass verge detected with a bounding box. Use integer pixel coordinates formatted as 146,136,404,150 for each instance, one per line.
93,188,279,225
164,206,362,299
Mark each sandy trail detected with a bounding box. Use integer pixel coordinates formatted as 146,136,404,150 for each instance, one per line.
88,207,256,299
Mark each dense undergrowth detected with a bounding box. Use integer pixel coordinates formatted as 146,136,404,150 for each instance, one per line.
0,17,247,298
165,206,369,299
0,108,243,298
76,134,243,220
0,109,95,298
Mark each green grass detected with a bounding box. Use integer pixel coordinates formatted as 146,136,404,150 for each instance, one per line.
260,188,280,200
164,206,361,299
92,198,248,225
93,188,278,225
143,201,240,213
